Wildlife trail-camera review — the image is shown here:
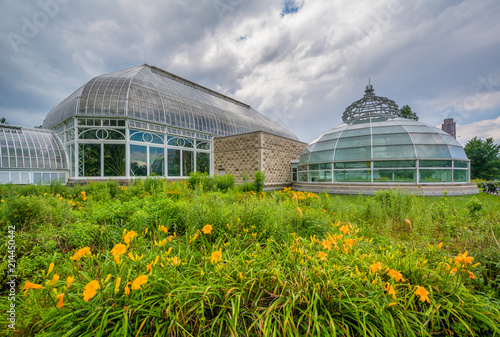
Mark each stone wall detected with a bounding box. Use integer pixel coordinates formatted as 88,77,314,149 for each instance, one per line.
261,133,306,185
213,132,261,184
214,131,306,186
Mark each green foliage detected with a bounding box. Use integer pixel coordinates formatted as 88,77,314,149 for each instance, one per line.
187,172,235,192
1,183,500,336
397,104,419,120
253,170,265,192
465,136,500,180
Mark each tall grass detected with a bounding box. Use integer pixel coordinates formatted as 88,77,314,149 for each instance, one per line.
0,182,499,336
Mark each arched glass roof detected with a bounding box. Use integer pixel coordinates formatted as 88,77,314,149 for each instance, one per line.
43,65,298,140
300,115,468,164
0,125,68,170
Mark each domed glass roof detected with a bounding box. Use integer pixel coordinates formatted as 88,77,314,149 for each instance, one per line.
300,115,467,164
43,65,298,140
297,85,470,186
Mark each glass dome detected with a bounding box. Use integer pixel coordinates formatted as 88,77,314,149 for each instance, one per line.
43,65,298,141
298,85,470,185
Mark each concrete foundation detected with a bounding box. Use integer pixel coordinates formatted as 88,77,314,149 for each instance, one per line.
293,183,479,196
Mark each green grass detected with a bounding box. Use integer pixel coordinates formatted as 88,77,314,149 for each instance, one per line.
0,181,499,336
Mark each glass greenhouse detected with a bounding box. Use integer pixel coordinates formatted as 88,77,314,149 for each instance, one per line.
43,65,298,180
298,85,471,187
0,125,68,184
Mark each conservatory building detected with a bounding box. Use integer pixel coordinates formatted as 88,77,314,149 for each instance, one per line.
293,84,478,196
0,125,68,184
40,65,304,185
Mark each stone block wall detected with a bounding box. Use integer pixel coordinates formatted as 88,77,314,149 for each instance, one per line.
214,131,306,186
261,133,306,185
213,132,261,184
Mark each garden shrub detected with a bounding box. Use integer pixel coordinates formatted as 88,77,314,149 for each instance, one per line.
253,170,265,192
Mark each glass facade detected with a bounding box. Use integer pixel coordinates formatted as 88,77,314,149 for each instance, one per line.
298,85,470,185
58,118,213,179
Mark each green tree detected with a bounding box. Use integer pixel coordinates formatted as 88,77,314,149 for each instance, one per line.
1,117,10,124
464,137,500,180
397,105,419,120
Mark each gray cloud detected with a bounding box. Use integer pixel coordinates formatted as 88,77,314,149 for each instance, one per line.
0,0,499,144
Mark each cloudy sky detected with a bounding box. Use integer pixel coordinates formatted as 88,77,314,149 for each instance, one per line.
1,0,499,144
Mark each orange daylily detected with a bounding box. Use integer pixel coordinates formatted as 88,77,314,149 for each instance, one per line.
370,262,382,274
23,281,43,295
387,269,405,282
83,280,99,302
454,251,474,265
415,286,430,303
56,293,64,308
202,225,213,234
131,275,148,290
211,251,222,264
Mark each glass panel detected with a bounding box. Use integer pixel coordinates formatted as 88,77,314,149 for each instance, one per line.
312,140,337,152
150,147,165,176
374,160,416,168
299,152,311,164
196,152,210,174
299,172,308,182
453,169,467,182
415,145,451,158
336,135,371,149
372,133,412,146
335,162,370,169
130,145,147,176
79,144,101,177
320,131,345,141
167,149,181,176
130,130,163,144
340,128,371,137
419,169,452,183
334,170,371,182
298,165,307,171
67,144,74,177
196,141,210,150
371,126,406,134
373,169,416,182
449,146,468,160
419,160,452,168
411,133,445,145
373,145,416,159
334,147,371,161
104,144,125,176
182,150,194,177
309,150,334,163
167,136,194,148
34,172,42,184
454,161,468,168
309,170,332,182
309,163,332,170
403,125,432,133
440,134,461,146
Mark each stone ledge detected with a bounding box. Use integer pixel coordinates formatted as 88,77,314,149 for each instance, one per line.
293,183,479,196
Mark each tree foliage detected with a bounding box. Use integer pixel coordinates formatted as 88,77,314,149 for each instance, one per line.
1,117,9,124
464,137,500,180
397,105,419,120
